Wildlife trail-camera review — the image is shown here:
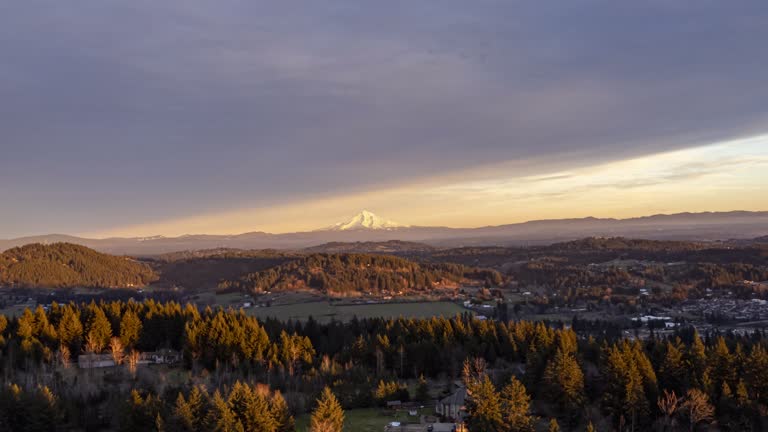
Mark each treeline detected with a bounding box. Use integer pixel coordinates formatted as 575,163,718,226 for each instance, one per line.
151,251,296,292
218,253,503,294
0,378,343,432
2,301,768,429
430,237,768,270
0,243,157,289
551,237,707,252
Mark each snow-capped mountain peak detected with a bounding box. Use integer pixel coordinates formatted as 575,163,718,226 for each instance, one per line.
324,210,407,231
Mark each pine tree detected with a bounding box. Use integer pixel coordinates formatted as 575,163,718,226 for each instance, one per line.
543,348,584,416
744,343,768,404
86,307,113,353
120,310,142,348
548,418,560,432
623,361,647,432
171,386,205,432
173,392,196,431
660,340,687,395
208,390,244,432
310,387,344,432
243,391,278,432
271,390,295,432
57,306,83,354
465,375,504,432
708,337,734,399
735,379,749,408
500,375,535,432
687,331,707,388
279,331,315,376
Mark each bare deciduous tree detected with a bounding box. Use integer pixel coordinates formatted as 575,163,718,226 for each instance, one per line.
682,388,714,432
58,345,71,369
109,337,124,365
127,350,140,377
84,333,100,354
657,389,679,432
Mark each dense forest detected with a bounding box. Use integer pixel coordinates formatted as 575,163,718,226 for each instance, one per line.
303,240,435,254
429,237,768,268
0,243,157,289
218,253,504,295
149,249,298,291
1,301,768,430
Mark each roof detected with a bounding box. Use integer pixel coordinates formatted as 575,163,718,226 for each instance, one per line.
438,388,466,407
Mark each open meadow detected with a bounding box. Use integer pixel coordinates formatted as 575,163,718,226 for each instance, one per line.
245,300,469,322
295,407,427,432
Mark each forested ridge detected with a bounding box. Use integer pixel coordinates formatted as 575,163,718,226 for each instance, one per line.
151,249,297,291
217,253,504,294
0,243,157,289
1,301,768,430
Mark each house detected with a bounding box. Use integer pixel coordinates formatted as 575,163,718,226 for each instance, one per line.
435,388,466,421
78,349,181,369
141,348,182,365
78,353,115,369
430,424,459,432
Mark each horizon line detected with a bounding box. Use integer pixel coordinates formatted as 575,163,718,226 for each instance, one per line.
3,208,766,241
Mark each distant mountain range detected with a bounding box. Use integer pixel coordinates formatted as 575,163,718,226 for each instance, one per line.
1,210,767,255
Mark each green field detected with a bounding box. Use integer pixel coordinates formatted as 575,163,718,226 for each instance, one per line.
295,407,425,432
0,302,33,318
245,301,468,322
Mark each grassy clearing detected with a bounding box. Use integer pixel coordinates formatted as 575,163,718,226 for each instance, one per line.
0,303,33,318
295,407,425,432
244,301,467,322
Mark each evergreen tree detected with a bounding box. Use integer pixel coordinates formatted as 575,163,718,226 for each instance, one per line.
310,387,344,432
548,418,560,432
270,390,294,432
544,348,584,417
57,306,83,354
465,375,504,432
659,339,687,395
500,375,535,432
86,307,113,353
708,337,735,400
208,390,244,432
744,343,768,404
120,310,142,348
687,331,707,388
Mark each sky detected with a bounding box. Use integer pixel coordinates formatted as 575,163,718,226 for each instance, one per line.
1,1,767,238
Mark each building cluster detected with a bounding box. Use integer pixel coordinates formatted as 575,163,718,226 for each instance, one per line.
682,298,768,321
382,381,468,432
77,348,181,369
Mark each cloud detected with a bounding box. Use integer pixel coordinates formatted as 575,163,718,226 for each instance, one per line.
86,135,768,237
1,1,768,236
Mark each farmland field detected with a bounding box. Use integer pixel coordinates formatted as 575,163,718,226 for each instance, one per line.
245,300,469,322
295,407,425,432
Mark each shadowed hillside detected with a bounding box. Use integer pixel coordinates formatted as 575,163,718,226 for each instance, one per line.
218,253,503,295
0,243,157,288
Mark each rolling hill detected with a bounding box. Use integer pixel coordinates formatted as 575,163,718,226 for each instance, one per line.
0,243,157,288
218,253,503,295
